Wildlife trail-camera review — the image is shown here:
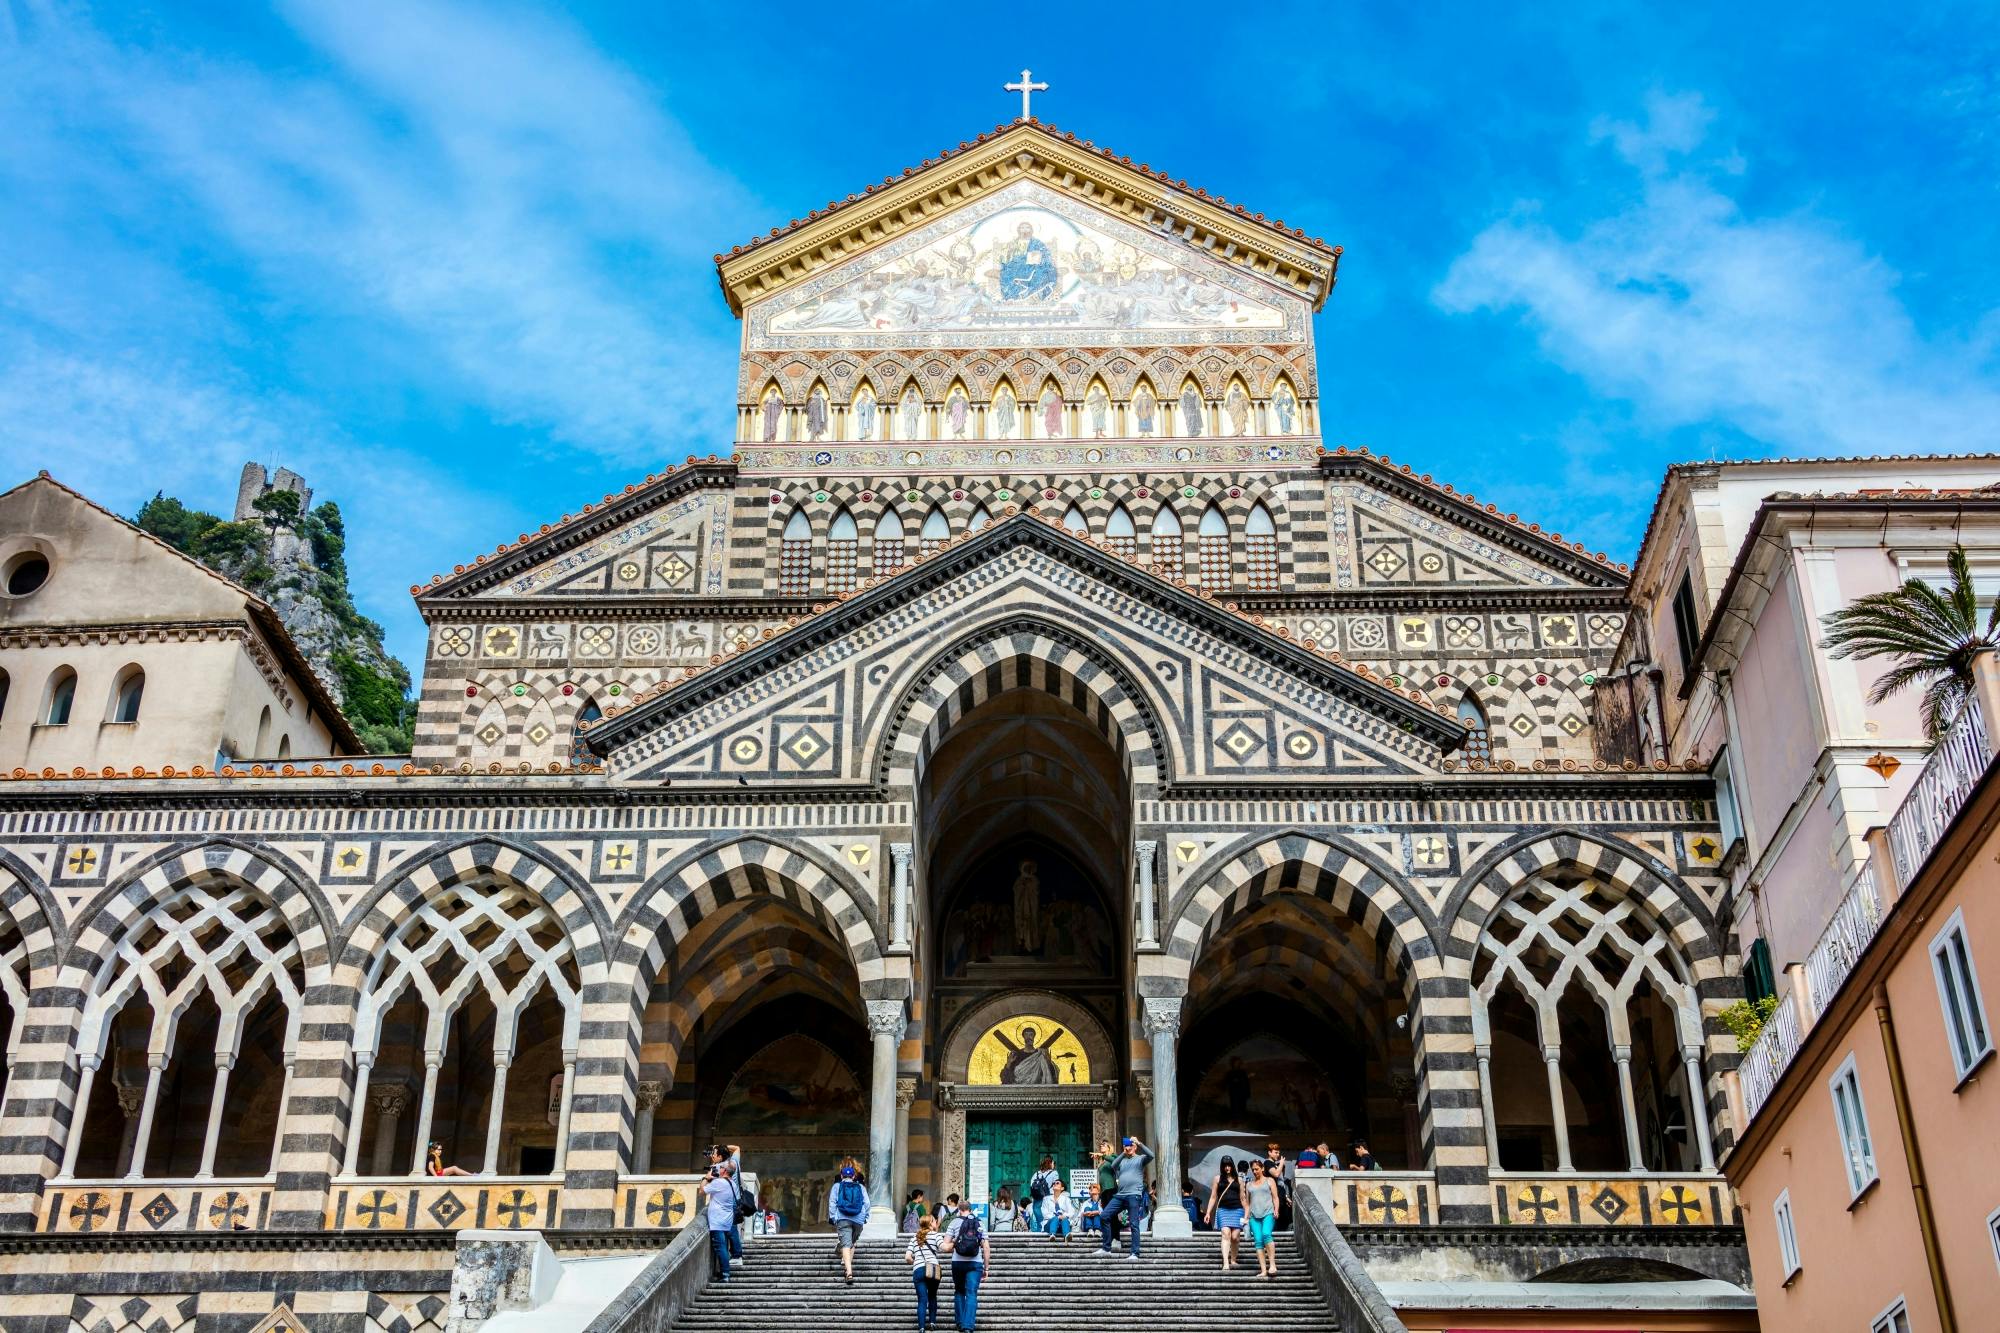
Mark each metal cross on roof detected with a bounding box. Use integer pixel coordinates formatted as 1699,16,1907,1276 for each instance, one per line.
1005,69,1048,122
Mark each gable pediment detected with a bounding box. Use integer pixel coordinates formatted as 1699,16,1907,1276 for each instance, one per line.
417,462,737,603
588,515,1463,787
745,180,1308,354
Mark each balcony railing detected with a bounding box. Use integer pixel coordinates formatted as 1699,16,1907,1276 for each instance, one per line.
1889,697,1994,884
1740,692,1997,1127
1740,990,1802,1122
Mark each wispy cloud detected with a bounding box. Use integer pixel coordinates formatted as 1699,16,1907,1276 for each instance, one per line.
1434,89,2000,463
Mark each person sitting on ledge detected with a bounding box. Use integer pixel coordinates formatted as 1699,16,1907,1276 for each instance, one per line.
426,1142,474,1177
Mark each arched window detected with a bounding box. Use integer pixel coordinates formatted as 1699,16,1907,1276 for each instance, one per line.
109,665,145,724
966,505,993,534
1244,503,1278,591
1197,504,1231,590
1105,505,1137,559
1457,691,1491,763
43,667,76,726
780,508,812,596
920,506,950,558
254,706,272,757
1150,506,1184,577
1061,505,1089,534
276,735,292,760
873,509,907,578
568,700,603,769
826,508,859,594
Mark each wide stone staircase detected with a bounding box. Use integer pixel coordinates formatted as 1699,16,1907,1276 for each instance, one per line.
667,1230,1339,1330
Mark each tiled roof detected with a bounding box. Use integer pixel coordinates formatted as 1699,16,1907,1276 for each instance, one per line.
715,119,1341,267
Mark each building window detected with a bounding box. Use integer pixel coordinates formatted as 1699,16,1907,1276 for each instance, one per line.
1671,570,1701,676
1830,1054,1878,1199
3,551,49,596
568,700,602,769
1772,1188,1801,1282
780,508,812,596
1988,1204,2000,1274
1457,691,1492,762
109,666,145,724
1244,503,1278,591
1712,746,1744,854
1931,908,1993,1080
873,509,906,577
1869,1299,1911,1333
1746,938,1777,1006
826,508,858,594
1197,504,1230,590
966,504,993,533
1105,504,1136,559
919,506,949,558
1151,505,1183,578
42,667,76,726
1060,504,1088,535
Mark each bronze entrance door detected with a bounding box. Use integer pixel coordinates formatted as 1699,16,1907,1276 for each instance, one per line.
965,1112,1089,1219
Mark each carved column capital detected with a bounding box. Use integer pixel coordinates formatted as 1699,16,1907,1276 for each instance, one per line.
1133,1071,1154,1107
635,1080,667,1112
890,842,913,871
1141,997,1183,1036
368,1081,413,1116
114,1082,146,1117
865,999,908,1041
896,1076,918,1109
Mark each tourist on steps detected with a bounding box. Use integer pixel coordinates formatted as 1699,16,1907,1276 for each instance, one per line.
1079,1184,1104,1235
1092,1137,1153,1258
988,1186,1019,1232
1204,1156,1245,1270
944,1198,989,1330
903,1188,929,1233
906,1214,945,1331
1244,1159,1281,1279
702,1163,736,1283
828,1159,871,1286
1091,1142,1122,1247
1028,1155,1062,1230
1043,1179,1077,1240
709,1143,746,1265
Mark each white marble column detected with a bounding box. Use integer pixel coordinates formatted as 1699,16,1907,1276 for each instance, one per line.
368,1083,411,1177
632,1081,665,1176
1135,840,1160,949
195,1054,237,1179
483,1055,512,1174
890,843,913,952
552,1054,577,1174
408,1053,442,1176
1143,997,1192,1237
341,1054,374,1176
861,999,905,1239
1542,1050,1574,1172
893,1076,917,1215
124,1055,168,1180
1474,1044,1500,1171
1683,1045,1717,1172
1612,1045,1644,1172
59,1055,105,1181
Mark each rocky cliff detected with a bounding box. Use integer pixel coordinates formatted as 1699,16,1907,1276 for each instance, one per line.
136,463,415,754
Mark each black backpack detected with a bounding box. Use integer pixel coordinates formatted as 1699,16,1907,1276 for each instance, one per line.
953,1217,982,1257
1028,1173,1050,1201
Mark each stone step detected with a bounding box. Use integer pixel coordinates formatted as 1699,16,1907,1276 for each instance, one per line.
669,1234,1336,1331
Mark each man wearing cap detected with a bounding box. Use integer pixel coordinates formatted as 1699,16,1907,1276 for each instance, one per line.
1092,1137,1154,1258
827,1160,872,1285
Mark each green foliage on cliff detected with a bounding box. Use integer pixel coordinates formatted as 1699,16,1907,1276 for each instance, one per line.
137,489,415,754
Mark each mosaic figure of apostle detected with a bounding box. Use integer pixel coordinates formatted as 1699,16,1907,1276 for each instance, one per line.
1040,386,1063,438
1179,385,1204,437
762,394,783,443
1133,384,1157,436
993,386,1018,439
998,221,1059,300
855,389,878,441
1273,383,1297,434
806,386,829,441
1224,383,1250,437
1086,384,1110,438
997,1023,1066,1085
946,387,970,439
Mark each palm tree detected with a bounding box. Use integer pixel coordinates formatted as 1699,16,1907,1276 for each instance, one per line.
1821,546,2000,742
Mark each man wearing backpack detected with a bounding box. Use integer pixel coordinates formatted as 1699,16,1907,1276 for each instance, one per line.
1092,1137,1154,1259
943,1198,989,1330
709,1143,747,1266
826,1161,871,1285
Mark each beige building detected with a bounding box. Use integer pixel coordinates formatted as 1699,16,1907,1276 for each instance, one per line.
0,472,357,772
1724,654,2000,1333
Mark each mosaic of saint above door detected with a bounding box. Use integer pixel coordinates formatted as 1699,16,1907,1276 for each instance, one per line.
968,1016,1092,1086
753,182,1301,349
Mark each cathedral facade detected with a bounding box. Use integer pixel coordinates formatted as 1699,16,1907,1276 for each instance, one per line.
0,121,1746,1328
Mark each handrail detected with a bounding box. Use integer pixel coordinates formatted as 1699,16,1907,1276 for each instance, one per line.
1889,697,1993,884
1740,989,1803,1122
1804,864,1885,1015
1291,1181,1410,1333
582,1216,710,1333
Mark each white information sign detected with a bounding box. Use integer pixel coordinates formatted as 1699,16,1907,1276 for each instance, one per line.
1068,1168,1096,1197
967,1149,991,1205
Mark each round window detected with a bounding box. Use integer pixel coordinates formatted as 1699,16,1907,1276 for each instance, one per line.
3,553,49,596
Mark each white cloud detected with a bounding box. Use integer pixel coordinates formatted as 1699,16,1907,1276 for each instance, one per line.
1435,90,2000,461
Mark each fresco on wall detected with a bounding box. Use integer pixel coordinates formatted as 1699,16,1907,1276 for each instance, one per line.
968,1016,1092,1085
1188,1034,1347,1143
715,1035,867,1137
751,182,1301,350
939,853,1115,977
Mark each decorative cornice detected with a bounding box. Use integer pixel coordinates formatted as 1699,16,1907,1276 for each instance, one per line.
717,121,1340,315
935,1080,1120,1111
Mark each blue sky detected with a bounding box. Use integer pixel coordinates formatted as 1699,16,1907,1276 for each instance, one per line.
3,1,1997,671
